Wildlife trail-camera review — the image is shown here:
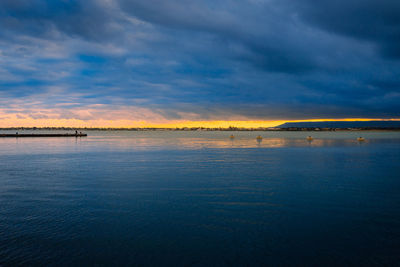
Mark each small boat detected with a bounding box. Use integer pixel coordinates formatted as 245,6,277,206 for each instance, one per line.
229,135,235,139
306,136,313,141
357,137,365,142
256,135,263,140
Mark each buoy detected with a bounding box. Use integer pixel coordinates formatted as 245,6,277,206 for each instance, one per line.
229,135,235,139
256,135,263,140
306,136,313,141
357,137,365,142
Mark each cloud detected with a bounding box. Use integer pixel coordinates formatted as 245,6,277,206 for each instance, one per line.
0,0,122,41
289,0,400,59
118,0,321,73
0,0,399,124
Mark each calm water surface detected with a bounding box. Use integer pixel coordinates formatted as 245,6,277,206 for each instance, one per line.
0,131,399,266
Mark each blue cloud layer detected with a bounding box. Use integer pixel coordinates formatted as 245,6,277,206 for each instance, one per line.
0,0,399,120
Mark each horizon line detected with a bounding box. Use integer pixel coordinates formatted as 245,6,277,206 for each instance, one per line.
1,118,400,129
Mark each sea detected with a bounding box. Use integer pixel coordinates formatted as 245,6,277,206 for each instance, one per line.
0,130,399,266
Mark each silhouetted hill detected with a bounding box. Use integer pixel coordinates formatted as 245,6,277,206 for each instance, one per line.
278,121,400,128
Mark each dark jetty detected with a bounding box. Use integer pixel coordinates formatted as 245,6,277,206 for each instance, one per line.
0,133,87,137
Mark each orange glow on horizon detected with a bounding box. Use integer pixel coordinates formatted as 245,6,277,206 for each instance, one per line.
0,117,399,128
1,105,399,128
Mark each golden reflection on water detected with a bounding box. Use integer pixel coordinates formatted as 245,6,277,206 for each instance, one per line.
85,136,369,150
0,130,390,153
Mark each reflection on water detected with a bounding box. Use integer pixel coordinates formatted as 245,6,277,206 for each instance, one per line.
1,130,399,154
0,131,400,265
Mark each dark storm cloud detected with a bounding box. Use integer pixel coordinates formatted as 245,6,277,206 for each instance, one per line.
290,0,400,59
0,0,399,120
0,0,119,41
118,0,319,73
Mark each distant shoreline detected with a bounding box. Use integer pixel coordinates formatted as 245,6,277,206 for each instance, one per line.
1,127,400,131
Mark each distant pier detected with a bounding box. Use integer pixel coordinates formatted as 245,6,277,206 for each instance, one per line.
0,133,87,137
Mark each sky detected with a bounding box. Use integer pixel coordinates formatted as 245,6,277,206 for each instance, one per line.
0,0,399,127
